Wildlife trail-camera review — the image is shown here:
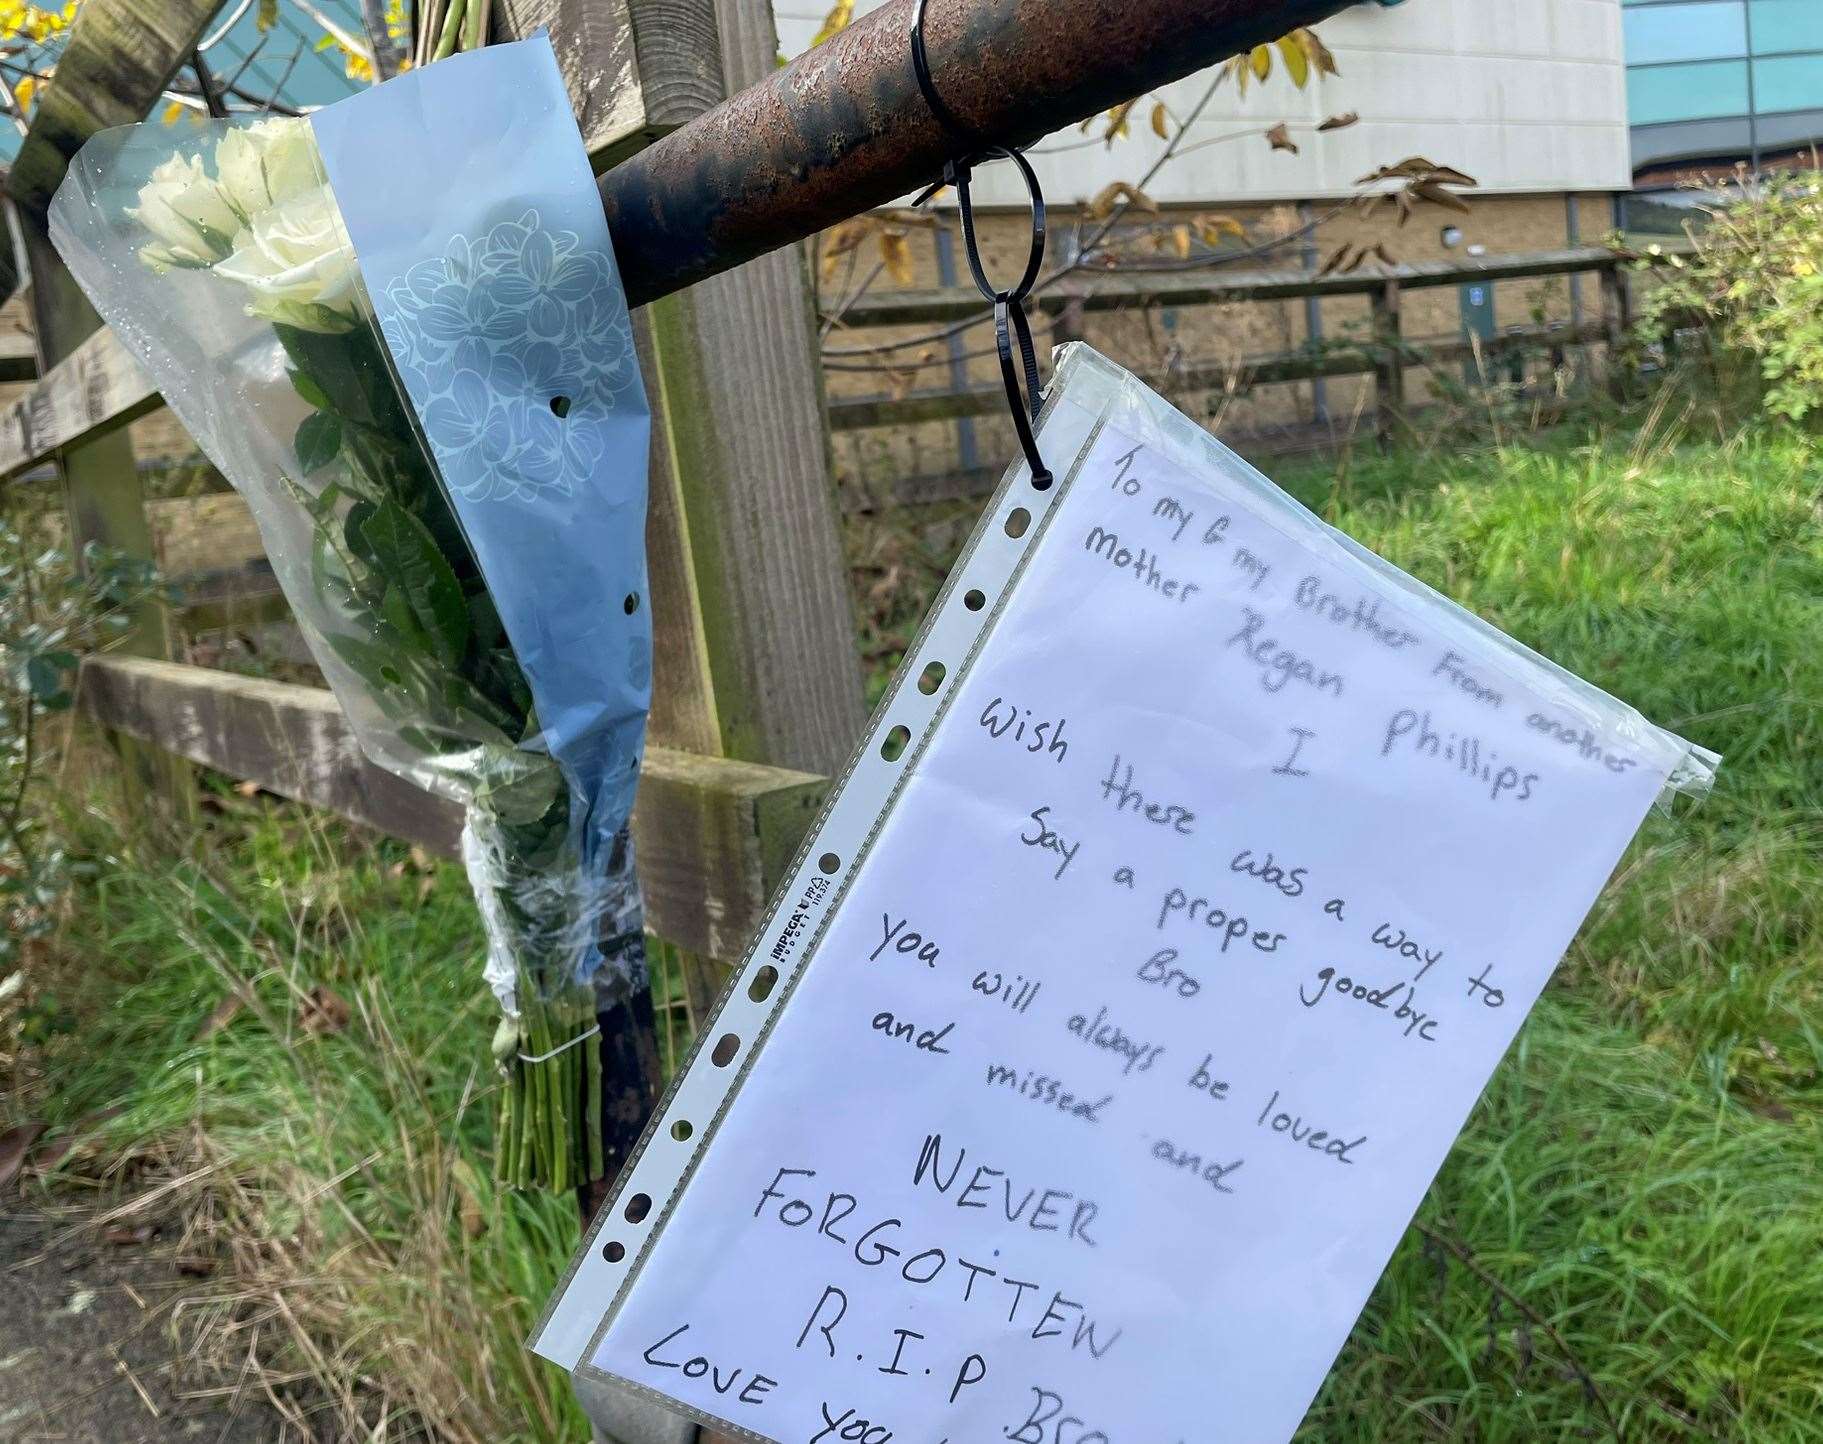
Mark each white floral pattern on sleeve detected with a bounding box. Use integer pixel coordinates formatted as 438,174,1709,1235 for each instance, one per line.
381,209,640,503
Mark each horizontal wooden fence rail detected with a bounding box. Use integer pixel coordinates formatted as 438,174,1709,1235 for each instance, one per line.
0,324,153,479
821,244,1679,439
827,244,1634,330
829,320,1611,431
81,655,827,962
0,330,38,383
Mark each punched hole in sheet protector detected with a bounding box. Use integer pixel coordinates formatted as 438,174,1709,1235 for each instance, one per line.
963,588,987,611
623,1193,652,1223
745,966,778,1003
880,725,912,762
670,1120,693,1142
1003,506,1031,538
601,1240,625,1262
917,661,947,695
710,1034,740,1068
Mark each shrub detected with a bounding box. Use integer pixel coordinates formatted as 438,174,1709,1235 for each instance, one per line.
1637,169,1823,422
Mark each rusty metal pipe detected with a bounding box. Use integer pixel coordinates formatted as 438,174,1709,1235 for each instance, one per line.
604,0,1353,307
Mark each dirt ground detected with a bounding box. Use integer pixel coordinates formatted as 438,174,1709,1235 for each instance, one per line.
0,1197,292,1443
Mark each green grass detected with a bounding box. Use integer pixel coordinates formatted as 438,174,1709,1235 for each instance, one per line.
5,414,1821,1439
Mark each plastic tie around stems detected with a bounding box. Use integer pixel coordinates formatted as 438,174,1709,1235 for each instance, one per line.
908,0,1053,490
518,1022,603,1065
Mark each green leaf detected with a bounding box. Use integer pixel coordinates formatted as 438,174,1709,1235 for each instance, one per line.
345,500,379,568
439,669,520,734
310,530,358,613
356,501,470,669
380,582,432,653
290,370,332,411
323,630,406,695
296,412,343,474
274,324,409,434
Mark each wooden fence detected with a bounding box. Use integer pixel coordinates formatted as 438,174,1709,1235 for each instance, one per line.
823,241,1664,507
825,245,1631,428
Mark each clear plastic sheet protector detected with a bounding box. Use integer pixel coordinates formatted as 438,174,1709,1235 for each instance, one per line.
533,344,1717,1442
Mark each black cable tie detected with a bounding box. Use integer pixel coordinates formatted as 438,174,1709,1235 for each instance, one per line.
908,0,1053,491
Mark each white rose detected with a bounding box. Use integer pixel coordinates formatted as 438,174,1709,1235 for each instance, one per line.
215,118,321,219
214,187,363,334
130,153,240,270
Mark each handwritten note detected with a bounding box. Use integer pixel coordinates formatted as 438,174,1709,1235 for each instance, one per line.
571,374,1705,1442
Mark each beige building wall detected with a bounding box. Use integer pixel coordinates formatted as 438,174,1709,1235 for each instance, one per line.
774,0,1631,204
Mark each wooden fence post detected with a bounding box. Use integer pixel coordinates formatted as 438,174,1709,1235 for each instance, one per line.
637,0,868,769
1599,258,1633,346
498,0,723,169
1371,277,1404,447
6,0,220,809
1598,258,1633,398
16,219,160,620
598,0,865,1037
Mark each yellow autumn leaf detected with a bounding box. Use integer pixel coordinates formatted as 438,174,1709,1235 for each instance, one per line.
1250,45,1272,82
1411,180,1471,215
878,228,914,288
256,0,277,31
1298,27,1340,77
1087,181,1160,221
1199,214,1245,244
810,0,853,49
819,219,870,279
1103,100,1136,146
1277,35,1309,88
13,73,34,111
1150,101,1170,140
161,99,186,125
1171,224,1192,259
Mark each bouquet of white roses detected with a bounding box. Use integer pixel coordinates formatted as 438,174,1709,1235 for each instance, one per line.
52,42,653,1192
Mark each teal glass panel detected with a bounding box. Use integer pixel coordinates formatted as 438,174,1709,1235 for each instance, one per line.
1752,53,1823,111
1749,0,1823,55
1628,58,1751,123
1625,1,1747,63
